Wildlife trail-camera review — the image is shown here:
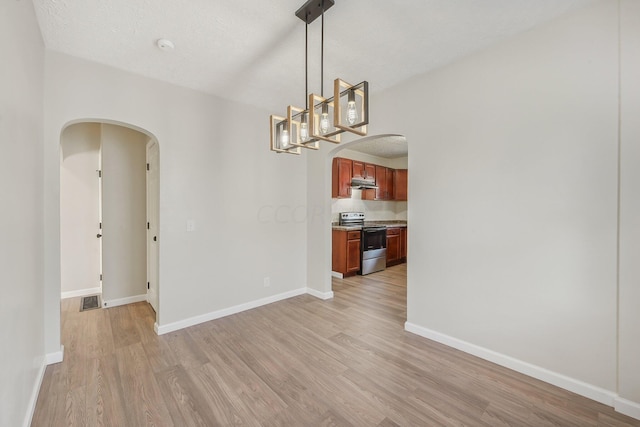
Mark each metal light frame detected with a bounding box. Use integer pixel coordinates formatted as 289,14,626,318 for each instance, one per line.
270,0,368,154
334,79,369,136
287,105,320,150
270,115,301,155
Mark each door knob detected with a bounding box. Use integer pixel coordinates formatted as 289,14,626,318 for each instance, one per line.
96,234,102,238
153,236,157,241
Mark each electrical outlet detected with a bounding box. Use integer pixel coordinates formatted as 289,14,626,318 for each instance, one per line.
263,277,271,287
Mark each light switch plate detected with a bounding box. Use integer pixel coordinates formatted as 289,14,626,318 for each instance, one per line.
186,219,195,232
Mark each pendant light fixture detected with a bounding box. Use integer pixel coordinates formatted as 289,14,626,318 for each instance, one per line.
270,0,369,155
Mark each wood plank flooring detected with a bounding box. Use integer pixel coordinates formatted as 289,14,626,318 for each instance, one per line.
32,264,640,426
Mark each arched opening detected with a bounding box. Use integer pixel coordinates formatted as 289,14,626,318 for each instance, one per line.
59,119,160,328
327,133,409,305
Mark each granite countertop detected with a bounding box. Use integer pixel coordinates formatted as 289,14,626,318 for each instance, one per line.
332,220,407,231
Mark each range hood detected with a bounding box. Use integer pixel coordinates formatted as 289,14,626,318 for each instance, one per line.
351,178,378,189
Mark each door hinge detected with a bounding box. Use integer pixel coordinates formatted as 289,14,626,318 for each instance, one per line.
100,274,103,281
147,282,150,290
147,222,150,229
146,163,150,171
97,170,102,178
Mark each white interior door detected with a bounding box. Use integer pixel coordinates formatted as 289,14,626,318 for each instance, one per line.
146,141,159,313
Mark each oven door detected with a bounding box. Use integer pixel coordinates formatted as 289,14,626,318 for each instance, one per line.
362,227,387,251
360,227,387,275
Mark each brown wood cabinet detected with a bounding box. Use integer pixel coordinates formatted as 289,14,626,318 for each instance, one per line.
332,157,352,198
352,160,376,181
332,229,361,276
332,157,407,201
386,227,402,266
375,166,395,201
394,169,408,201
386,227,407,267
400,227,407,260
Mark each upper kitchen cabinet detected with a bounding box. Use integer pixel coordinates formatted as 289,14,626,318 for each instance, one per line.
332,157,353,198
394,169,408,201
332,156,407,201
375,165,395,201
353,160,376,182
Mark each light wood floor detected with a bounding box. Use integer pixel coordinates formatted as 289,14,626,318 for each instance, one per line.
33,264,640,426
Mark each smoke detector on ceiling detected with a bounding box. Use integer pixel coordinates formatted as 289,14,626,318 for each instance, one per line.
156,39,174,51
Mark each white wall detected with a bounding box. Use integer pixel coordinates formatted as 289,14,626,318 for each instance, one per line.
60,123,101,296
306,0,640,417
331,148,408,221
618,0,640,411
43,52,308,335
101,124,148,304
0,1,45,426
401,0,618,391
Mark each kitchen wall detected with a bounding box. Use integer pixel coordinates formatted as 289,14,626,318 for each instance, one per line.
332,148,408,221
0,1,45,426
43,52,308,340
305,0,640,418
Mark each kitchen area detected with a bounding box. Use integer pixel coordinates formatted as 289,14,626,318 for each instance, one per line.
331,136,408,278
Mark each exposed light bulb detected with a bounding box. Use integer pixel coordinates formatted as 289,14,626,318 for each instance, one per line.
320,104,330,134
320,113,329,134
347,101,358,125
300,122,309,142
281,127,289,147
347,90,358,125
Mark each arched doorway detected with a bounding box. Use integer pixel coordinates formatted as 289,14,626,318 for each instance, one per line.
59,120,160,325
327,134,409,291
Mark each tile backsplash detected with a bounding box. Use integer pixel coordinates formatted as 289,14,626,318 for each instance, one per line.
332,189,407,222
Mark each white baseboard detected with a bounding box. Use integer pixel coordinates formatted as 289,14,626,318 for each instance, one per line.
404,322,618,407
61,287,101,299
306,287,334,300
102,294,147,308
615,397,640,420
331,271,344,279
45,345,64,365
23,356,46,427
156,288,308,335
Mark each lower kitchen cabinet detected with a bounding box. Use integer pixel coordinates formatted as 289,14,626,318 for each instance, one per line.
332,230,361,276
400,227,407,260
386,227,407,267
386,228,401,266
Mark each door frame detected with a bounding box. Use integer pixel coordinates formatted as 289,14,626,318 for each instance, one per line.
146,140,160,314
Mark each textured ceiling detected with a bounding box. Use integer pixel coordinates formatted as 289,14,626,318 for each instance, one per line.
33,0,594,114
348,135,408,159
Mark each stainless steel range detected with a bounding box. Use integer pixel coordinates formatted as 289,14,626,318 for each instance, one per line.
339,212,387,275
